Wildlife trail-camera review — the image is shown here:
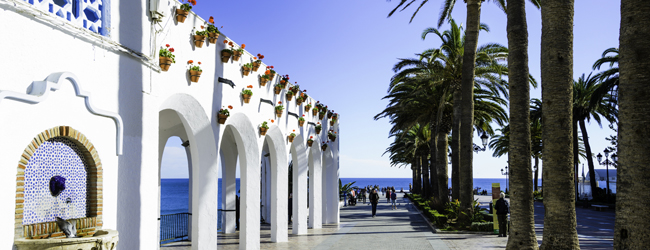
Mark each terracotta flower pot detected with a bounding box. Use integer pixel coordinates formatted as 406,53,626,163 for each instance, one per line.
329,135,337,141
242,66,251,76
286,94,293,101
232,51,242,61
315,128,321,134
221,50,232,63
176,9,188,23
242,94,252,103
288,135,295,143
159,57,173,72
319,113,325,120
299,120,305,127
312,109,318,116
327,112,333,119
305,106,311,112
276,109,283,117
296,99,303,105
218,114,228,124
269,73,276,79
252,62,261,71
274,87,282,95
260,127,268,136
189,70,202,83
307,141,314,147
208,32,219,44
321,145,328,151
193,35,206,48
330,120,336,126
260,78,268,86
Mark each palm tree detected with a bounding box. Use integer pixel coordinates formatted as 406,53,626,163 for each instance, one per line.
572,73,617,200
615,1,650,248
540,0,579,248
592,47,619,105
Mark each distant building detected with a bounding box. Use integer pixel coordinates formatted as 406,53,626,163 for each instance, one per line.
578,169,617,200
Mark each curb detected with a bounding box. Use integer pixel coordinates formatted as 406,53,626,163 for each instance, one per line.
405,195,496,235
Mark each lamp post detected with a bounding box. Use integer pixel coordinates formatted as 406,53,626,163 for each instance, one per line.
596,149,617,203
473,132,489,153
501,166,509,193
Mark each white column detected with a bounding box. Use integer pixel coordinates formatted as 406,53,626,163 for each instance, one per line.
240,150,261,250
292,147,308,234
220,146,237,234
309,150,322,229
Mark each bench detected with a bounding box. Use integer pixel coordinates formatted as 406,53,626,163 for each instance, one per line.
592,205,608,211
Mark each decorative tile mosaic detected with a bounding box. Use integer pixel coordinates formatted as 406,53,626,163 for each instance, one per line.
23,137,88,225
22,0,107,36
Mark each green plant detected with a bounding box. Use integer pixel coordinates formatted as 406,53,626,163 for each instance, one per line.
470,222,494,232
274,83,284,89
255,54,264,63
187,60,202,71
339,179,356,194
275,102,284,111
307,136,314,143
221,40,234,53
206,24,219,34
315,123,322,130
299,116,305,122
296,96,304,102
218,105,232,117
289,132,296,137
469,199,488,223
195,26,208,36
235,44,245,53
179,0,195,11
243,62,253,68
287,90,294,96
306,103,312,108
241,89,253,96
260,121,269,129
261,74,272,80
159,44,175,63
291,84,300,93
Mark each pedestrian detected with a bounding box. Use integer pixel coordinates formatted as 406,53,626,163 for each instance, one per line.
386,188,391,203
236,190,240,230
370,188,380,218
343,190,348,207
350,189,356,206
362,189,367,204
494,192,510,237
391,189,397,209
409,183,412,193
288,193,293,224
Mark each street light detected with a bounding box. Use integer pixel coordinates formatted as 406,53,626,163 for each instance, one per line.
473,132,489,153
501,166,509,193
596,148,617,203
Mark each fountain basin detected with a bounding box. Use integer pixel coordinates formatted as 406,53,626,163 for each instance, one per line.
14,229,118,250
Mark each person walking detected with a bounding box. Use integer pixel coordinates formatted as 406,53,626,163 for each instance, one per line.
370,189,380,217
409,183,412,193
494,192,510,237
386,188,391,203
362,189,367,204
391,189,397,209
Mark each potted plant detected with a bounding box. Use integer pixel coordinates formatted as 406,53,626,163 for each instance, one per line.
206,17,220,44
280,75,289,88
288,131,296,142
312,106,319,116
330,117,337,126
260,74,272,86
232,44,245,61
242,63,253,76
298,115,306,127
327,110,334,119
291,84,300,95
188,60,202,82
221,40,234,63
307,136,314,147
217,105,232,124
176,0,195,23
159,44,175,72
296,96,304,105
265,66,276,79
274,83,283,95
241,85,253,103
300,89,308,99
315,123,322,134
321,142,328,151
193,26,207,48
328,130,337,141
286,90,294,101
253,54,264,71
259,121,269,135
319,109,326,120
275,101,284,117
305,103,312,112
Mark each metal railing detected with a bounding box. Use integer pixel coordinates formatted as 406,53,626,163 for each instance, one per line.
159,212,191,243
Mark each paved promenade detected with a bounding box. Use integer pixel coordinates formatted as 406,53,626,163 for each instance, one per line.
163,193,614,249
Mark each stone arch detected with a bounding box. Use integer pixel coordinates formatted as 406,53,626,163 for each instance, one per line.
14,126,102,239
308,135,323,229
264,124,288,242
289,133,308,235
219,112,261,249
159,93,218,250
322,147,339,224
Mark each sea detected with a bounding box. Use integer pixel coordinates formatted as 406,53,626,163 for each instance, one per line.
160,178,535,215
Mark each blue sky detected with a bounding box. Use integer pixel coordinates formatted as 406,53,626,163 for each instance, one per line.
161,0,621,179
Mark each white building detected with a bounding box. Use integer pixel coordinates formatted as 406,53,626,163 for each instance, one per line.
579,169,617,199
0,0,340,249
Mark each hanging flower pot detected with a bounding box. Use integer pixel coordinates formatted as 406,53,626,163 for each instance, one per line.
252,62,261,71
176,9,189,23
288,135,295,143
193,35,206,48
307,140,314,147
218,106,232,124
322,144,328,151
208,32,219,44
242,94,252,103
319,112,325,120
330,120,335,126
312,108,318,116
159,57,173,72
232,51,243,61
275,102,284,117
218,114,228,124
189,70,202,82
327,111,333,119
298,116,305,127
242,65,251,76
305,105,311,113
221,50,232,63
259,121,269,136
276,109,283,117
286,92,293,101
328,131,337,141
274,84,282,95
260,77,269,86
241,85,253,103
315,127,322,134
260,127,268,135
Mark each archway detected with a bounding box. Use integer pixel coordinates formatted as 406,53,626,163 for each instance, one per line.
308,135,323,229
159,94,218,250
261,125,289,242
322,147,339,224
289,133,308,235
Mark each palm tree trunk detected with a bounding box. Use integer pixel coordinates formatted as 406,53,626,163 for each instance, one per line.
414,159,420,194
573,121,579,199
579,120,597,199
412,165,417,193
615,1,650,248
436,131,450,206
505,1,537,248
459,0,482,226
430,143,439,199
452,89,462,201
534,156,539,191
421,155,430,198
540,0,579,248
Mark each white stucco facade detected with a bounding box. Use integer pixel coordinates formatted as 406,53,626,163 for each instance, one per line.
0,0,340,249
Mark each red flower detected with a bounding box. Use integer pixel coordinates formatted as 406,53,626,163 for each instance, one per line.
265,70,271,75
278,101,282,104
228,41,234,46
208,16,214,24
198,62,202,65
260,55,265,59
310,136,313,139
302,114,305,117
188,60,194,64
253,57,257,60
228,105,233,109
303,90,307,92
166,44,170,47
271,119,275,123
169,48,175,52
223,40,228,44
293,129,295,132
241,44,246,49
257,53,261,57
201,25,204,29
270,66,274,69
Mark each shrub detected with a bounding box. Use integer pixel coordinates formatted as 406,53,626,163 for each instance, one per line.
470,222,494,232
